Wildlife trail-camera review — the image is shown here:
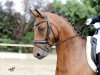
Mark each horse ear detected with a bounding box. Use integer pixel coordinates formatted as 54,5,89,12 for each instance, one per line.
35,9,46,18
29,9,39,17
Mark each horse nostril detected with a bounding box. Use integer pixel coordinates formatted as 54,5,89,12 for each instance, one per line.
37,53,41,57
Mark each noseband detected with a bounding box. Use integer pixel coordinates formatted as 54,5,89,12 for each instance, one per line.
33,13,78,52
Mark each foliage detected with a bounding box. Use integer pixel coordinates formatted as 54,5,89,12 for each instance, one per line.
22,32,34,44
52,0,97,24
0,0,34,53
51,0,97,36
0,0,100,52
83,0,100,13
0,11,17,41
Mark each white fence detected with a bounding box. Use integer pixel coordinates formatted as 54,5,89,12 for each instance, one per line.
0,43,34,47
0,43,55,59
0,43,55,48
0,44,31,59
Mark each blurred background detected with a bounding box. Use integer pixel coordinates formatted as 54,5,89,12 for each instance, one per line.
0,0,100,52
0,0,100,75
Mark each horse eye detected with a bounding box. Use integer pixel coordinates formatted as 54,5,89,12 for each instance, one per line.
39,27,45,32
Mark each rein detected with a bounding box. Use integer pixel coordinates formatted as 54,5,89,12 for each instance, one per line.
54,34,79,45
33,13,79,51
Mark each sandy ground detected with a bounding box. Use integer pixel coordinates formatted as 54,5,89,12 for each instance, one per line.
0,53,57,75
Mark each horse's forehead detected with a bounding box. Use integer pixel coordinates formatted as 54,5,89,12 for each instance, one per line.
34,18,47,27
35,18,43,22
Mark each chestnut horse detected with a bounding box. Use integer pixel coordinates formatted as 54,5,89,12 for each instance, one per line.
30,9,95,75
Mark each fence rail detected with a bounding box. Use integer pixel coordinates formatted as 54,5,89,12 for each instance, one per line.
0,43,55,48
0,43,34,47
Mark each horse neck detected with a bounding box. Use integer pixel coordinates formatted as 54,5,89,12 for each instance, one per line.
55,20,86,63
56,32,86,64
56,21,86,56
53,15,93,74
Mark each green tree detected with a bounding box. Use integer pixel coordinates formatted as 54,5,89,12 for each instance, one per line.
83,0,100,13
52,0,97,25
0,7,18,52
51,0,97,36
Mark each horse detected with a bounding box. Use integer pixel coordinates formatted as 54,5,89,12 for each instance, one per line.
30,9,95,75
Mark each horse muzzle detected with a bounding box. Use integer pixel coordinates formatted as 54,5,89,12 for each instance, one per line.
33,46,48,60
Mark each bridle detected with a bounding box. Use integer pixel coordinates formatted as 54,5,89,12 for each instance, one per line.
33,13,57,51
33,13,79,52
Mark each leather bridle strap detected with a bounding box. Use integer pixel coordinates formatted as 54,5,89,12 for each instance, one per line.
54,34,79,45
34,44,49,52
34,18,49,26
33,40,48,44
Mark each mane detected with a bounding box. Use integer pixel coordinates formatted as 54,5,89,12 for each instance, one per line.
50,11,86,39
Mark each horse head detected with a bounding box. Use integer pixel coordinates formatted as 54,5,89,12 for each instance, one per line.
30,9,58,59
